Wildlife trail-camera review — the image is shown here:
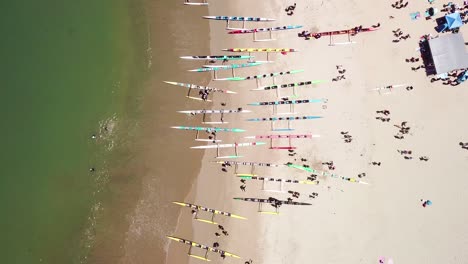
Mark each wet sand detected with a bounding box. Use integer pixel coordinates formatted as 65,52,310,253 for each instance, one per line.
166,0,468,264
86,2,212,264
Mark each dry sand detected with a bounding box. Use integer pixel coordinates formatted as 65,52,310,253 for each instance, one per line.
165,0,468,264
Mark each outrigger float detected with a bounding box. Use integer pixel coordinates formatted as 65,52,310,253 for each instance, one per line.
222,48,298,62
233,197,312,214
301,23,381,46
167,235,241,261
164,81,236,101
246,116,323,131
212,160,282,176
370,83,409,95
238,175,317,192
171,126,245,142
286,163,369,185
178,109,251,124
228,25,303,42
248,98,327,115
203,16,275,30
245,134,320,150
251,80,327,98
172,201,247,224
191,142,266,159
189,62,264,79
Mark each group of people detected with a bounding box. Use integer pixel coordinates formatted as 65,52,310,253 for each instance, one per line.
392,28,411,43
268,197,284,208
376,109,391,122
322,161,336,170
198,89,210,101
391,0,409,9
341,131,353,143
285,3,296,16
332,65,346,82
288,190,300,198
219,161,233,173
394,121,411,139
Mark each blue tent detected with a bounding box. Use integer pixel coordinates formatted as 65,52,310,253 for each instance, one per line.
445,12,463,29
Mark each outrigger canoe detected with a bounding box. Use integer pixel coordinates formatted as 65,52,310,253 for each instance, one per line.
248,99,326,106
247,116,322,122
234,197,312,206
245,134,319,139
212,160,282,167
164,81,236,94
178,109,250,114
237,175,318,185
167,236,241,260
216,69,304,81
180,55,253,61
251,80,327,91
189,62,263,72
171,126,245,133
191,142,266,149
203,16,275,22
308,24,381,39
229,25,303,34
222,48,298,52
172,201,247,220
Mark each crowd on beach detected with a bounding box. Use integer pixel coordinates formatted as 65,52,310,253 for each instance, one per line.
169,0,468,263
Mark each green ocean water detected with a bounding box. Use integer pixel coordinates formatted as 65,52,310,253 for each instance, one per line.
0,0,148,263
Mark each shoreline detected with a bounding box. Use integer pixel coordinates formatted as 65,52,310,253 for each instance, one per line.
113,2,214,264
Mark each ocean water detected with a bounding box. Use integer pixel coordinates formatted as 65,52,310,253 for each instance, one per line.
0,0,148,263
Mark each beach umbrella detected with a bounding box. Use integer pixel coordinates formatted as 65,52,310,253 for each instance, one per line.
445,12,463,29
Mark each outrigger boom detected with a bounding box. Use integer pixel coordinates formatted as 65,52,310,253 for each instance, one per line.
171,126,245,142
167,235,241,261
178,108,250,124
173,201,247,224
191,142,266,159
238,175,318,192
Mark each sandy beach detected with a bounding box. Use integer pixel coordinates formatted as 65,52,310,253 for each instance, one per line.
161,0,468,264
